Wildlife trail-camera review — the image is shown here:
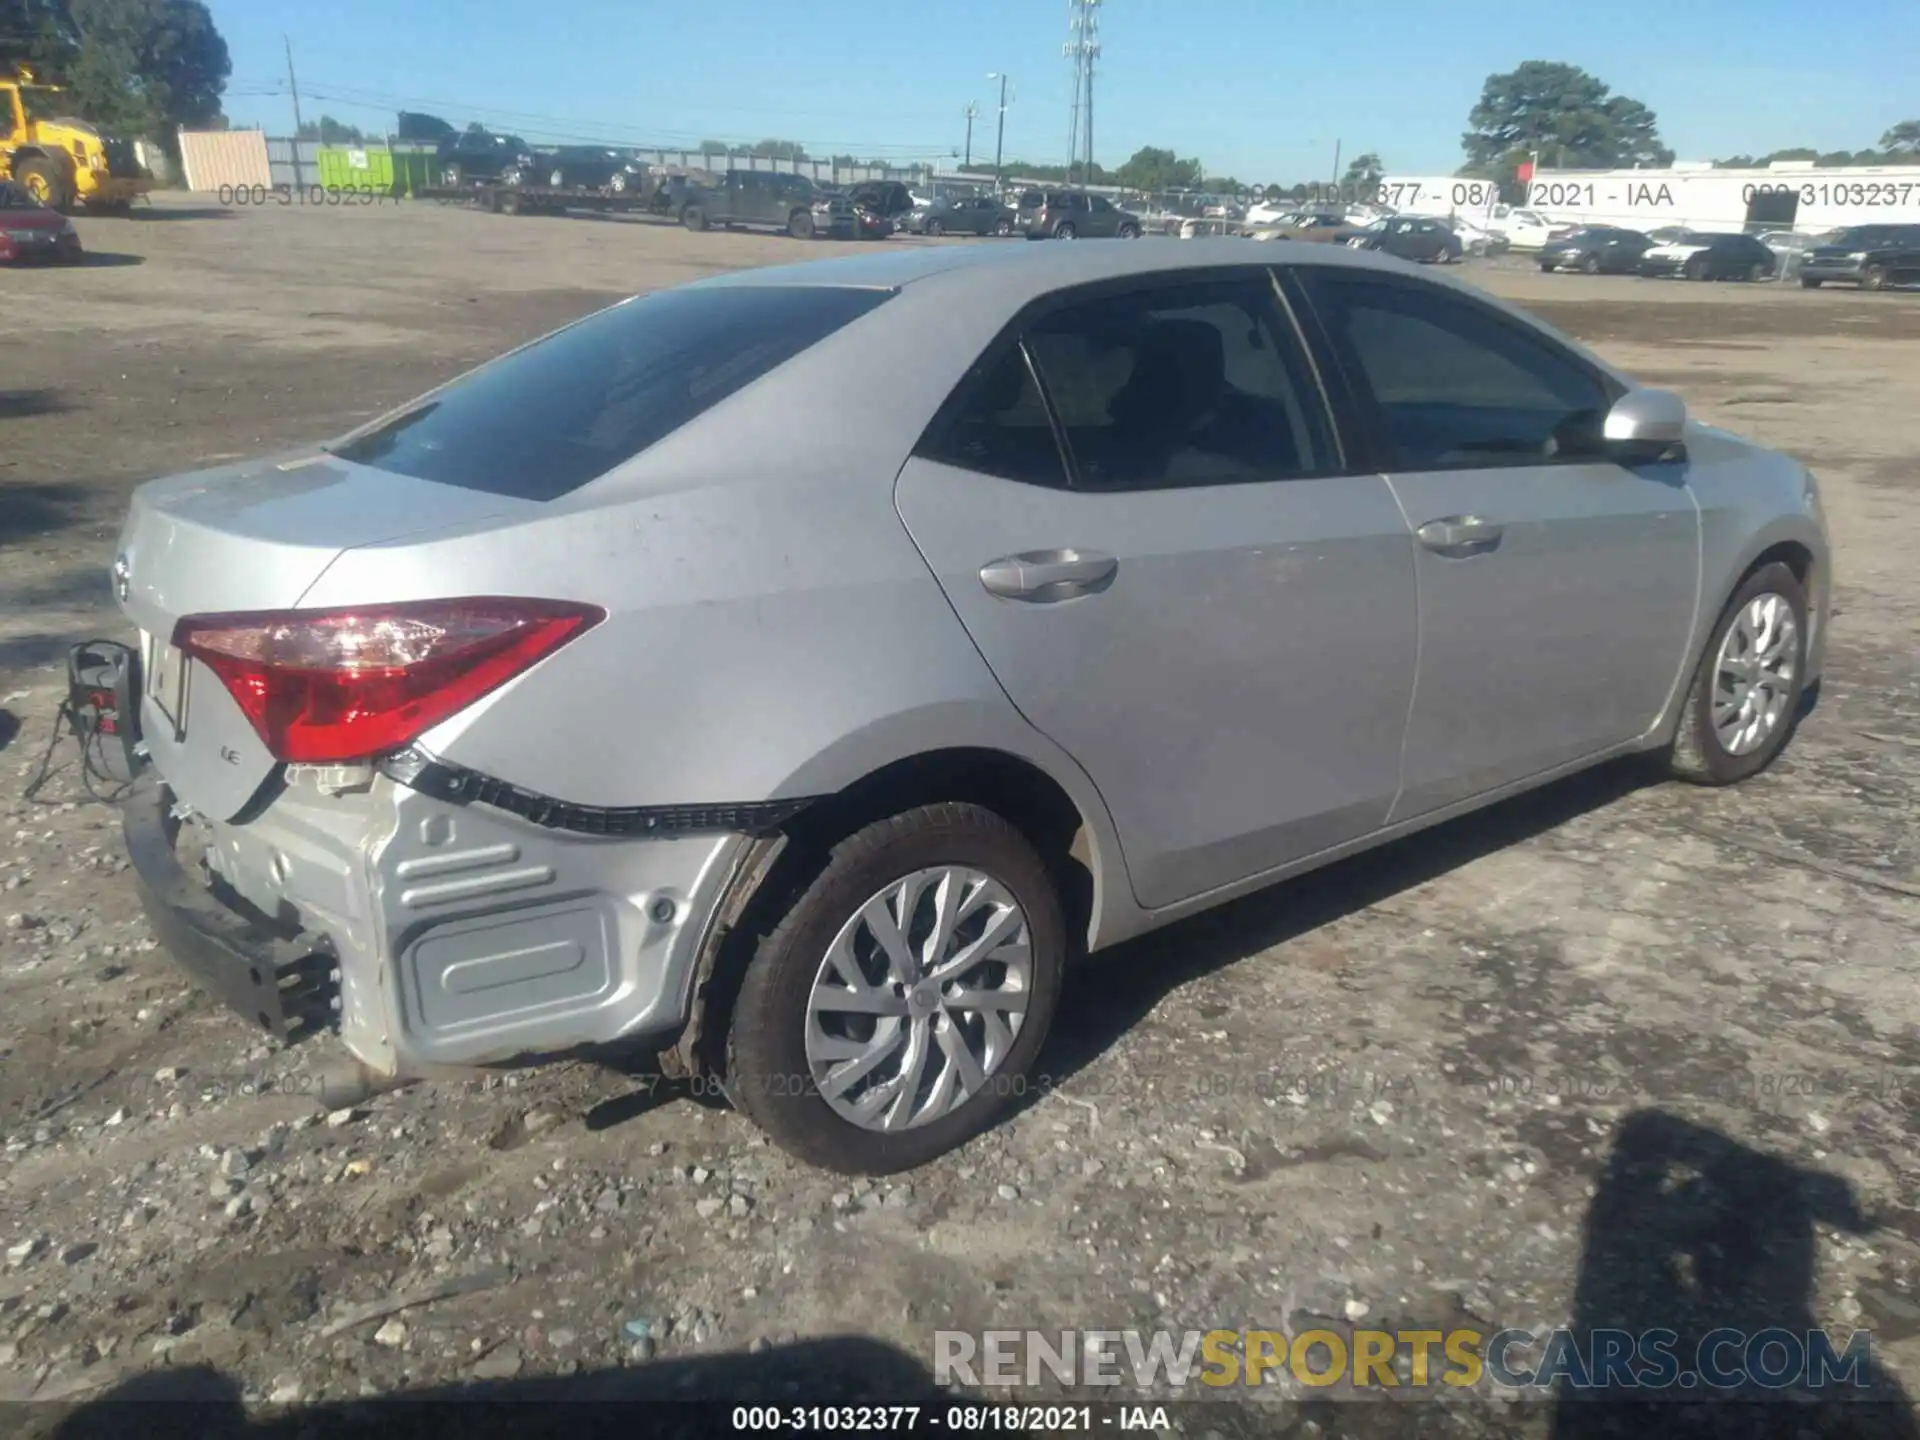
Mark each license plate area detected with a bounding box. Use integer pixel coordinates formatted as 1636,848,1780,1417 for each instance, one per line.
142,629,189,735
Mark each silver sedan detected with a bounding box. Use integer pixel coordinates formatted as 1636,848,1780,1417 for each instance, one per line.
113,240,1828,1174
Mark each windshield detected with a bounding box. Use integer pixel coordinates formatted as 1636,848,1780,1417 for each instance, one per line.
332,285,892,499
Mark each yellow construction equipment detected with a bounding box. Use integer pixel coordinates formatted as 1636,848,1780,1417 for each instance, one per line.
0,67,154,212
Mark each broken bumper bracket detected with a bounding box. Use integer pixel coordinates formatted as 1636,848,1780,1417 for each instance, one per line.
122,781,340,1039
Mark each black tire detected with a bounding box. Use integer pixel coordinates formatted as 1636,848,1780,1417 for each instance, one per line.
682,204,707,232
1800,276,1822,288
1117,222,1140,239
923,217,943,236
1581,251,1602,275
1862,263,1891,292
1539,260,1556,273
16,157,71,211
1054,221,1075,240
442,162,464,188
788,209,815,240
724,803,1067,1175
608,171,630,195
993,217,1011,237
1665,561,1809,786
500,188,523,217
1684,255,1709,281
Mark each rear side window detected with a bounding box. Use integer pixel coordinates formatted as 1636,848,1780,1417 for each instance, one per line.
917,346,1068,487
333,286,891,499
1023,277,1336,490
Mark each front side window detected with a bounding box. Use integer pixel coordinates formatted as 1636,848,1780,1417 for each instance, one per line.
1298,270,1615,471
333,285,892,500
1022,277,1335,490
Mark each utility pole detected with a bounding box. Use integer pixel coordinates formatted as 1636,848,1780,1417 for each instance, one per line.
988,73,1011,189
1064,0,1103,188
963,101,978,168
284,35,305,189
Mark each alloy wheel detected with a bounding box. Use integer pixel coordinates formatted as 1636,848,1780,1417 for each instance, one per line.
1711,592,1799,756
805,866,1032,1133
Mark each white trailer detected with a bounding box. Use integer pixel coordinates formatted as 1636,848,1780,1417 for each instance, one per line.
1524,162,1920,234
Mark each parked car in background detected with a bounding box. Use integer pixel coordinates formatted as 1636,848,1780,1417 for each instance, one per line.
1538,225,1655,275
903,194,1015,236
648,171,712,220
1444,213,1508,257
1016,188,1143,240
1640,231,1776,282
844,180,917,236
111,240,1829,1176
1798,223,1920,291
1485,206,1564,250
681,170,856,239
1347,214,1462,264
506,146,653,195
0,178,80,263
1252,210,1358,243
436,130,537,187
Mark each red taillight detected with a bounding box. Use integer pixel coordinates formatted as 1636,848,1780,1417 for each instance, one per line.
173,597,605,764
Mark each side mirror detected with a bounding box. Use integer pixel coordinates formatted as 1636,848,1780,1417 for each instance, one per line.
1604,388,1688,460
1605,387,1687,445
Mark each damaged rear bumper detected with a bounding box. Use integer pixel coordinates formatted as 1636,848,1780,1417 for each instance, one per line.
122,759,775,1081
123,780,340,1037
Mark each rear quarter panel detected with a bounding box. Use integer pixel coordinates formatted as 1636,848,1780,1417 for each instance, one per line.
294,277,1135,945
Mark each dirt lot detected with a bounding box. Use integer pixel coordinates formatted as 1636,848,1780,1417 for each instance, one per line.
2,195,1919,1432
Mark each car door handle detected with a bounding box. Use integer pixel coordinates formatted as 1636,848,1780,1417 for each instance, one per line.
979,550,1118,601
1415,516,1504,554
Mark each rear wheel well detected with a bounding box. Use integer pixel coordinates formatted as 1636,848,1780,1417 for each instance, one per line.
781,749,1093,952
679,749,1097,1080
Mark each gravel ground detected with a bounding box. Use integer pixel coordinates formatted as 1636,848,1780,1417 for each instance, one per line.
2,195,1919,1436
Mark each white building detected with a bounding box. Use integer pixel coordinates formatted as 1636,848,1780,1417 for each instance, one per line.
1522,160,1920,233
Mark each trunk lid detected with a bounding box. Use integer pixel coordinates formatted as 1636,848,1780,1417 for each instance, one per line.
116,451,529,820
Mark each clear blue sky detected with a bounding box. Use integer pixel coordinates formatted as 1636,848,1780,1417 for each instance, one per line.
214,0,1910,180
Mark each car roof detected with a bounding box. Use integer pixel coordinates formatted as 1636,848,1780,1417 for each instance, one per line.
685,236,1618,375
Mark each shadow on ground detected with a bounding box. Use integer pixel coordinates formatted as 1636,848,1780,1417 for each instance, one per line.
1035,755,1656,1093
0,389,77,419
0,482,93,545
36,1338,977,1440
1553,1110,1916,1438
121,206,237,221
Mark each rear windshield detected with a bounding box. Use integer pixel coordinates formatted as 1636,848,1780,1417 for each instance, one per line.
332,285,891,500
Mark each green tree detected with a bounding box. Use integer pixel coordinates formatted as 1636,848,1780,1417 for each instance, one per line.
747,137,807,160
1112,145,1203,192
1882,120,1920,155
59,0,228,136
1462,61,1672,175
298,114,366,145
0,0,76,72
1341,151,1384,187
